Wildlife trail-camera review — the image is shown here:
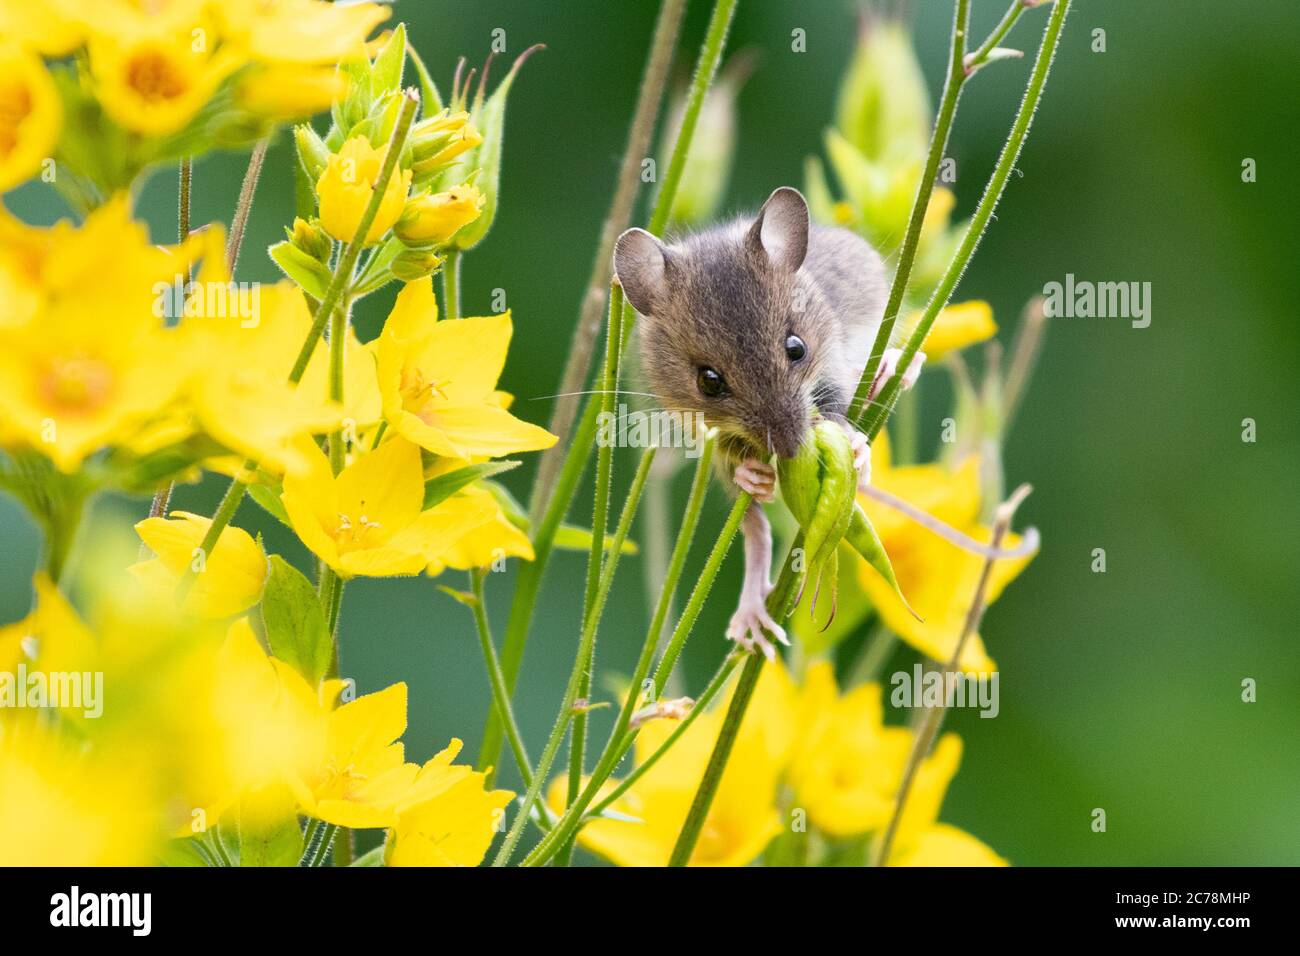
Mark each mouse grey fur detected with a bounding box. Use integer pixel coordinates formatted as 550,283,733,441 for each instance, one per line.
613,186,924,657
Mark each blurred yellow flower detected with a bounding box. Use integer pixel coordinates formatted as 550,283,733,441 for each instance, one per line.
316,135,411,245
376,278,557,458
553,662,793,867
0,44,61,192
0,716,161,865
877,735,1008,867
787,662,911,837
903,299,997,362
385,740,515,866
855,431,1034,673
215,0,389,66
89,26,240,136
234,63,346,121
130,511,268,619
395,184,485,245
282,435,496,578
0,573,95,676
0,0,82,56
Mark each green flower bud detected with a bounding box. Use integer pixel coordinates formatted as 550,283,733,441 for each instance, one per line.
834,18,931,165
391,247,444,282
294,124,331,182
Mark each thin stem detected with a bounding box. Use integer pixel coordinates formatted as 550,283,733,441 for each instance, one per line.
309,823,338,867
442,247,461,321
558,283,625,865
1001,295,1048,434
181,90,421,593
226,138,269,274
523,647,737,867
859,0,1071,440
965,0,1028,74
178,158,192,242
848,0,971,422
522,436,720,866
533,0,687,518
468,570,537,791
872,484,1031,866
480,0,740,781
326,296,352,475
492,448,656,866
175,472,248,601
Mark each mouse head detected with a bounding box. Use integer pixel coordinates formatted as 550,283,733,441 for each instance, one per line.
614,187,828,461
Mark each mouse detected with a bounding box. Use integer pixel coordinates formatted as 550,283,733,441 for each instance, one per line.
614,186,924,659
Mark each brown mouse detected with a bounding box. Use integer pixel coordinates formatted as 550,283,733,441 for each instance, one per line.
614,187,924,657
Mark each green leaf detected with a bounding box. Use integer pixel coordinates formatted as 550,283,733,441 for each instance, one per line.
423,460,520,510
405,43,444,114
553,524,639,555
351,846,387,867
370,22,407,97
248,481,291,526
445,45,543,250
236,807,303,868
436,585,478,608
269,240,332,300
260,556,332,686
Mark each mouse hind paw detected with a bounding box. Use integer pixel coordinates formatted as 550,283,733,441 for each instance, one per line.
726,594,789,661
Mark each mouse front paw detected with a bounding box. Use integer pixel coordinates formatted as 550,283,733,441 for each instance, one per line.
838,423,872,492
869,348,927,400
734,458,776,502
726,592,788,661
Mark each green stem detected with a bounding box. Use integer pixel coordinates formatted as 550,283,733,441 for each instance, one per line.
672,0,1073,869
442,247,461,320
310,823,337,867
468,570,538,794
847,0,971,422
965,0,1028,73
180,91,421,594
492,447,656,866
859,0,1071,440
558,283,625,865
478,0,740,782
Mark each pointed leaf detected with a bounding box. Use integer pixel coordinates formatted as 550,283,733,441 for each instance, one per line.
260,556,332,686
423,460,520,510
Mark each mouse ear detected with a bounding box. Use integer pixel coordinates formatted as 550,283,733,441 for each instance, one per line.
614,228,669,315
748,186,809,273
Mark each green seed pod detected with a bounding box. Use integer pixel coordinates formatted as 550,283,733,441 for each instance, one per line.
845,502,920,621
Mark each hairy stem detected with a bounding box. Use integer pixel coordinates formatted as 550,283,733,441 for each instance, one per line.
443,247,461,321
534,0,688,514
492,448,656,866
479,0,738,782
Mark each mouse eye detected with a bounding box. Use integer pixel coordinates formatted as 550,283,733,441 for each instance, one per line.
785,334,807,362
697,366,727,398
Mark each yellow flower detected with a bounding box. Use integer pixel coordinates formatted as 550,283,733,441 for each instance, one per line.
395,184,485,245
0,0,82,55
425,485,534,575
878,735,1008,867
215,0,389,66
282,435,497,578
787,662,912,837
89,26,240,136
129,511,268,619
854,431,1035,672
0,44,62,192
376,278,557,458
553,663,793,867
233,63,347,121
0,573,96,676
902,300,997,362
0,716,161,865
316,135,411,245
384,740,514,867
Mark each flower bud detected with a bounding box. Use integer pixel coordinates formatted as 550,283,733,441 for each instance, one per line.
315,134,412,245
286,217,333,263
834,18,930,165
395,184,484,245
294,123,331,182
390,248,443,282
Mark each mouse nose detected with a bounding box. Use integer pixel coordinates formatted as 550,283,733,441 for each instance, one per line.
767,411,809,460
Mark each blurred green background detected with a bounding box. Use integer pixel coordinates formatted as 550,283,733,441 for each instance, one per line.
4,0,1297,865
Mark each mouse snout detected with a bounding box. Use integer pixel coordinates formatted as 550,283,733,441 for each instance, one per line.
763,405,811,460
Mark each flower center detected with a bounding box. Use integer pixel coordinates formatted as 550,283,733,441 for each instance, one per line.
40,356,114,412
0,78,33,159
126,49,189,104
333,511,383,547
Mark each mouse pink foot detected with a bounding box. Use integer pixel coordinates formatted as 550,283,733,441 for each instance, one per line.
869,348,927,400
838,422,872,492
734,458,776,503
726,590,788,661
